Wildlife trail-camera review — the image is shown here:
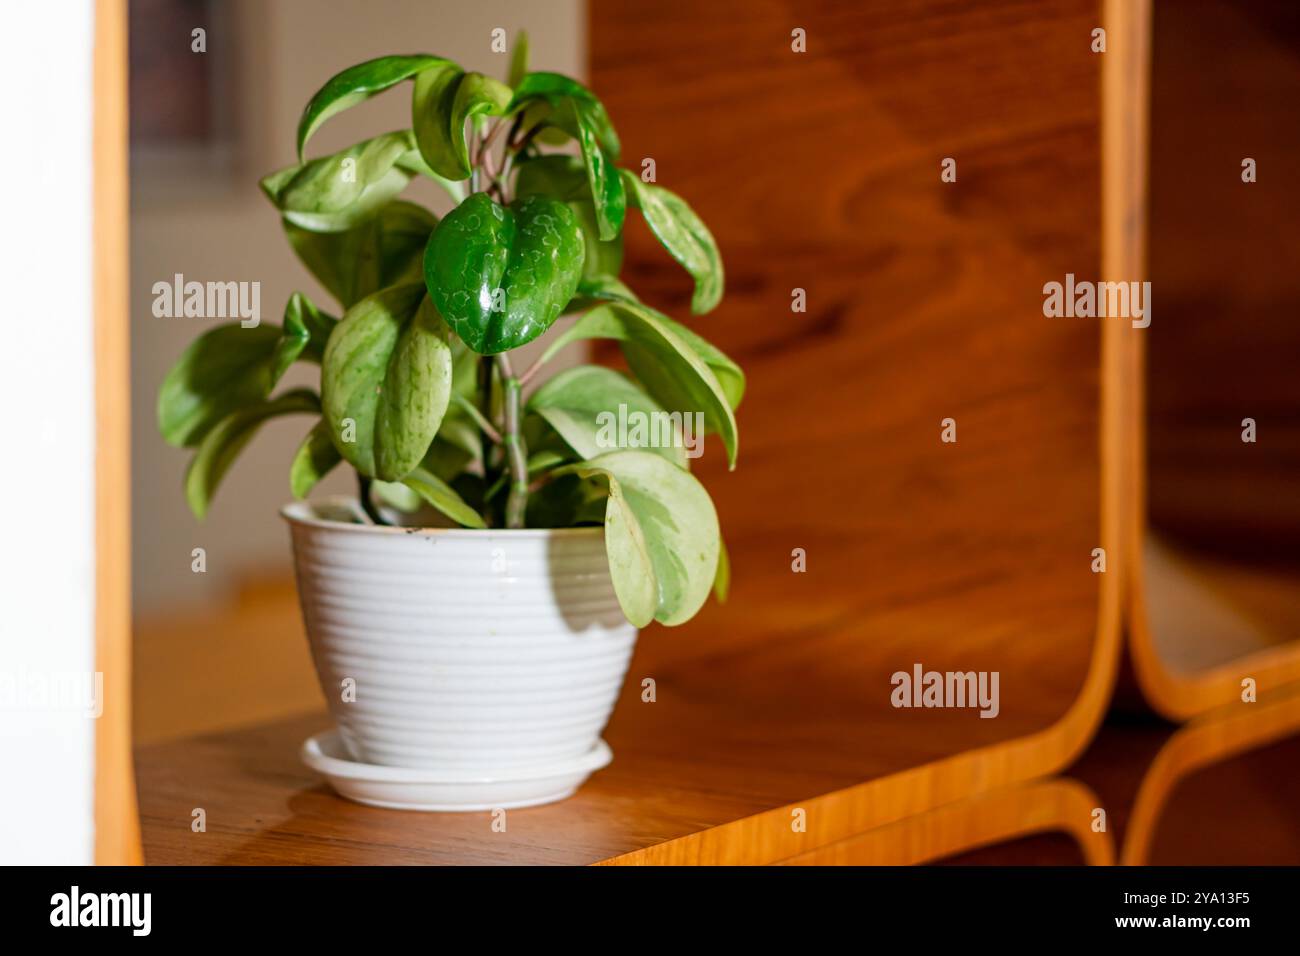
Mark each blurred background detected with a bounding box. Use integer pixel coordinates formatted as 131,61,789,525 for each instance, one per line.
127,0,1300,864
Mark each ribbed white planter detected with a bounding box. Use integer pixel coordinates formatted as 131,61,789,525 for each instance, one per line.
282,499,637,808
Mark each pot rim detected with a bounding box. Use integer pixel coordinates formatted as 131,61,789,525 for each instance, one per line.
281,496,605,540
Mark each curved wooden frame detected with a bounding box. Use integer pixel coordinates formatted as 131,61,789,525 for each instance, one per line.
1121,0,1300,722
777,779,1113,866
1121,686,1300,864
601,0,1146,868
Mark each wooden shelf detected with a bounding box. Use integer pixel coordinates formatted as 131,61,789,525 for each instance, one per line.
1124,0,1300,719
131,0,1159,866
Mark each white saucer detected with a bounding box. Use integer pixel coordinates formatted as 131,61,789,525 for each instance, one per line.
300,729,613,812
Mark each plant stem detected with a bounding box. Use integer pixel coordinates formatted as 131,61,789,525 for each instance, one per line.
356,473,387,526
496,353,529,529
517,352,548,389
454,394,501,445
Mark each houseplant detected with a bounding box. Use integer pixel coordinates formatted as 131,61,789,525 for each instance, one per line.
157,35,743,809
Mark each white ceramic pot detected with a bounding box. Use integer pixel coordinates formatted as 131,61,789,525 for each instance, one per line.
282,499,637,801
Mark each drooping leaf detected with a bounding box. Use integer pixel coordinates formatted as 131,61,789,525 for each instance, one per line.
412,68,512,180
423,192,585,354
261,131,416,232
297,55,453,159
527,365,686,466
509,73,624,239
568,102,624,240
185,389,320,519
289,419,343,498
515,155,623,283
555,451,720,627
158,292,334,448
509,73,620,157
624,309,744,409
320,284,453,480
285,200,437,309
540,301,738,467
508,30,529,88
622,170,724,314
402,466,487,528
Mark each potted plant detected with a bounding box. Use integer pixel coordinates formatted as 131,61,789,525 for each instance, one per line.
157,35,742,810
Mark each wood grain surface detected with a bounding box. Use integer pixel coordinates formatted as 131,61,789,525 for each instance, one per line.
94,0,142,866
134,0,1153,865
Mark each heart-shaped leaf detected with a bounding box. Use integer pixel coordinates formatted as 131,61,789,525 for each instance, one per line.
540,301,738,467
285,200,437,309
423,192,585,354
261,131,416,232
297,55,453,159
555,450,719,627
186,389,320,519
527,365,687,466
321,284,453,480
622,171,724,314
158,292,335,448
413,68,512,180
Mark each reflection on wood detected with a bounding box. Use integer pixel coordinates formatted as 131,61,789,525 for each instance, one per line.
1121,685,1300,864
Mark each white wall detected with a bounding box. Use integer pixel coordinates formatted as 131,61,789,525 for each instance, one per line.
132,0,586,614
0,0,97,865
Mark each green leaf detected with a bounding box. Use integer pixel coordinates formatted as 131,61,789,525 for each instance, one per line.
279,291,338,365
527,365,687,467
624,309,745,409
423,192,585,354
402,466,487,528
285,201,437,309
412,68,512,180
261,131,416,232
185,389,320,519
569,103,624,241
321,284,453,480
713,534,731,603
157,291,334,448
393,149,467,204
567,274,639,313
515,155,623,284
509,73,624,239
622,171,724,314
297,55,453,160
556,451,720,627
508,30,529,88
509,73,621,157
289,419,343,498
540,301,739,467
158,325,282,448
